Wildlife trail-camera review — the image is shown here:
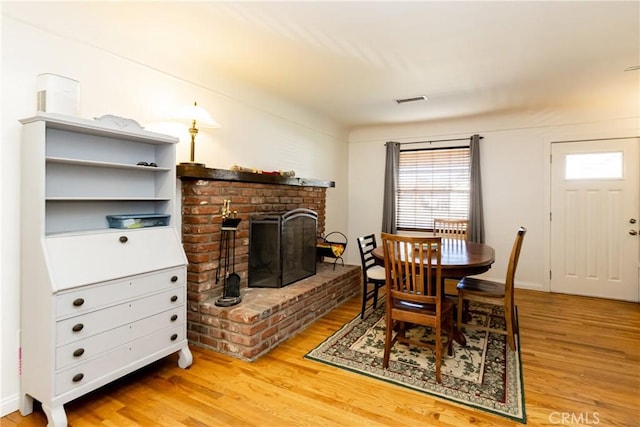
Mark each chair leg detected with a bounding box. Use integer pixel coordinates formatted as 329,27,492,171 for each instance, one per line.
360,281,368,319
446,316,454,357
457,293,464,331
505,302,516,351
372,285,379,310
435,327,442,384
383,311,393,368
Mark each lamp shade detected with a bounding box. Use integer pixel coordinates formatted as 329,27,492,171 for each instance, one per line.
174,102,220,128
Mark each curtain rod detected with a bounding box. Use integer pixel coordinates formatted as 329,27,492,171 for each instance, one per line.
389,135,483,146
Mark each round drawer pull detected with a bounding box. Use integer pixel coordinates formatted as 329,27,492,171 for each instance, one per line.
170,333,178,341
72,323,84,332
119,236,128,243
72,373,84,383
170,295,178,302
170,275,178,282
171,314,178,322
73,348,85,357
72,298,85,307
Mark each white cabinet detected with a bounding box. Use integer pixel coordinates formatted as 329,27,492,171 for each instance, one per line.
19,113,192,427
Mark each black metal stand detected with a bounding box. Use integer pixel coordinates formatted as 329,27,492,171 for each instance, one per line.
317,231,347,270
215,218,242,307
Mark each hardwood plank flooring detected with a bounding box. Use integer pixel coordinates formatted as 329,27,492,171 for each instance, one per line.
3,288,639,426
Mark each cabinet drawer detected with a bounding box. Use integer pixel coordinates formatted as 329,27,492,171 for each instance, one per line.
56,288,184,346
55,324,185,396
46,228,187,291
56,267,185,318
56,306,184,370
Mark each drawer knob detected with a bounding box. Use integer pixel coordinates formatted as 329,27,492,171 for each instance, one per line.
72,373,84,383
170,295,178,302
119,236,128,243
73,348,85,357
170,275,178,282
171,314,178,322
72,323,84,332
170,333,178,341
72,298,85,307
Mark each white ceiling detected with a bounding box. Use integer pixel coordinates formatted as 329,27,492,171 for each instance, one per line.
4,1,640,129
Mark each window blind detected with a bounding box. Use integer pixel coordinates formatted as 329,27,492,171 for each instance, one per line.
397,146,470,230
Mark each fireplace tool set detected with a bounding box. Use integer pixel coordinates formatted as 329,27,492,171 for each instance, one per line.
215,199,242,307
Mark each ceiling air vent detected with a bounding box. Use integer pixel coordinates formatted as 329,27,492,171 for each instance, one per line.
395,95,428,104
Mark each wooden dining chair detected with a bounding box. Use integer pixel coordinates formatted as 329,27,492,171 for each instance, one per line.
433,218,470,298
433,218,469,240
380,233,454,383
456,227,526,351
357,234,386,319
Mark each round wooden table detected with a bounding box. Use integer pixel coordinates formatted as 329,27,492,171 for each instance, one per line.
371,239,495,279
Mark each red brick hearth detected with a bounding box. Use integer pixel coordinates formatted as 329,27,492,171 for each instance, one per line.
177,165,361,360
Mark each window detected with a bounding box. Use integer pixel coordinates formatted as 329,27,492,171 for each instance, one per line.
396,146,470,230
565,151,623,180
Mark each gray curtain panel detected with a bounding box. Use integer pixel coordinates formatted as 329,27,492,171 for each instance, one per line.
469,134,485,243
382,141,400,234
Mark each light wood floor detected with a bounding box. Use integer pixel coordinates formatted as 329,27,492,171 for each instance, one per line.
3,288,639,427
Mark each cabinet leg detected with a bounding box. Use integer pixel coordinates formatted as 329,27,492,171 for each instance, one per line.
42,403,67,427
19,393,34,416
178,345,193,369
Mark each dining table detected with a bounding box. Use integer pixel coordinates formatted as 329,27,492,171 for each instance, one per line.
371,238,496,346
371,238,495,279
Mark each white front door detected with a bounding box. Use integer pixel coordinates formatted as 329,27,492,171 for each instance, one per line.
550,138,639,302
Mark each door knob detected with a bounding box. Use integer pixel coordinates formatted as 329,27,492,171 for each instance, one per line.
630,229,638,236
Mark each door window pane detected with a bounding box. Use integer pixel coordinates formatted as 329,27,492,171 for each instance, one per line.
565,152,623,180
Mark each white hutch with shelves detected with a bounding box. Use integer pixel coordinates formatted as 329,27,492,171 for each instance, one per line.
19,113,192,426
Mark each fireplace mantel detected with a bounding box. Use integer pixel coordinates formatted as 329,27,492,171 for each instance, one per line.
177,164,335,188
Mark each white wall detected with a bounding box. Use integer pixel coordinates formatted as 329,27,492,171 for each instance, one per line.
0,14,348,416
346,114,640,291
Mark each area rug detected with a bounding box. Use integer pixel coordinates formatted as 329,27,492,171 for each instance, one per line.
305,301,526,424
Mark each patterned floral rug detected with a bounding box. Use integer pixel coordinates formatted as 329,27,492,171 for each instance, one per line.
305,301,526,424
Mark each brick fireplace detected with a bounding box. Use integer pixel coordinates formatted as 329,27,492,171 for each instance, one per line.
177,165,361,360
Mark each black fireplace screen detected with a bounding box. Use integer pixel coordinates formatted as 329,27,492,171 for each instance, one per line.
248,208,318,288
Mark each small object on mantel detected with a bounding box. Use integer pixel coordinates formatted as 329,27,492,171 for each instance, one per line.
230,164,295,177
231,165,261,174
263,170,296,177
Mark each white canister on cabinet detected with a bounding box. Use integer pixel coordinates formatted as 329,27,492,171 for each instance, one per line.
36,73,79,116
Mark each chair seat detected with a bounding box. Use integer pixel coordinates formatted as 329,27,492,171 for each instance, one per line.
393,298,454,315
457,277,505,298
367,265,386,282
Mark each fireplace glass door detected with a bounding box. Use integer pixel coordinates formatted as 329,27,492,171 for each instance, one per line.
249,208,318,288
